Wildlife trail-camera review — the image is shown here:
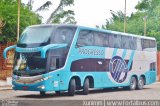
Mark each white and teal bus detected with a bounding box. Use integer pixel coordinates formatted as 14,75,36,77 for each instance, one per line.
3,24,157,96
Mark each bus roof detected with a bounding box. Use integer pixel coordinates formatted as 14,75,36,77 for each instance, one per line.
78,26,156,40
28,24,156,40
28,24,77,28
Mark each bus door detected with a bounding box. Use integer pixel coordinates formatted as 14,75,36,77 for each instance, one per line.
47,53,62,90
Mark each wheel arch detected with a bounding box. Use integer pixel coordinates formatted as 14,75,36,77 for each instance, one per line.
69,76,81,90
140,74,146,85
130,74,138,83
84,76,94,88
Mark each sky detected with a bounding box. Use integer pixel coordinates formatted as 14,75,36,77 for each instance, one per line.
22,0,140,27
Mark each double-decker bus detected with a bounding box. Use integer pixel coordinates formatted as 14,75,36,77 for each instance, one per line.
3,24,157,96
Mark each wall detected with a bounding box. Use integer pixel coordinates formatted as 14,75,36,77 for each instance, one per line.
157,52,160,81
0,42,14,80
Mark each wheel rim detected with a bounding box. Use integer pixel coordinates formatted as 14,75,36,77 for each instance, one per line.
83,78,89,95
139,78,144,88
68,79,76,96
131,78,136,89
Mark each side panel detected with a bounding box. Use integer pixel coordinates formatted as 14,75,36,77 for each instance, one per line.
63,27,157,89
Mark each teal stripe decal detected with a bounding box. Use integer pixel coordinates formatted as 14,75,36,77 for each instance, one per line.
112,48,118,57
127,50,135,69
122,49,127,59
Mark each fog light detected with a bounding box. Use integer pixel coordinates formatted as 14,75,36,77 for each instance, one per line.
37,85,45,89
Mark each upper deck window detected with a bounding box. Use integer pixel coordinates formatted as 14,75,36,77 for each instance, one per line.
19,26,53,44
141,39,156,50
94,32,109,47
121,36,137,50
77,30,94,47
52,27,76,45
18,26,77,47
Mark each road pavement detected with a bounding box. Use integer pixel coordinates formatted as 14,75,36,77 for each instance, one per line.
0,82,160,106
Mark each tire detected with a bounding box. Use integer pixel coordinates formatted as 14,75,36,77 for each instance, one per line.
68,79,76,96
83,78,89,95
137,77,144,90
40,91,46,96
128,77,137,90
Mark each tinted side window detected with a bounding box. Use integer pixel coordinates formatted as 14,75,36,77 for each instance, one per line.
142,39,156,50
107,34,121,48
53,27,76,45
108,34,114,48
121,36,137,50
94,32,108,47
77,30,94,47
103,33,109,47
142,39,150,50
94,32,104,47
121,36,130,49
150,40,156,48
137,38,142,51
130,37,137,50
113,34,121,48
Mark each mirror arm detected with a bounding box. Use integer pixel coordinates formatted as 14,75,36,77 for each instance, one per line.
3,45,16,59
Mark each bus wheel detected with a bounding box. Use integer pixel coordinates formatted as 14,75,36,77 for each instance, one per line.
137,77,144,90
129,77,137,90
68,79,76,96
40,91,46,96
83,78,89,95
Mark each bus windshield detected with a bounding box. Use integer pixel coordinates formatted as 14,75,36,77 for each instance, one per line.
18,26,77,46
19,26,54,44
13,52,47,76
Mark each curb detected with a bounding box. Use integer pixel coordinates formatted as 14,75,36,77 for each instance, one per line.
0,85,12,90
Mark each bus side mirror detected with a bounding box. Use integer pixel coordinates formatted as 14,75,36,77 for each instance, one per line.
3,45,16,59
41,44,67,58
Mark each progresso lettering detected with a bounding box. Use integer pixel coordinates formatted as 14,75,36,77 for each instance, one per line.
78,48,104,55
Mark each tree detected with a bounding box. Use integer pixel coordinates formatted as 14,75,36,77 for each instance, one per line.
51,10,76,24
0,0,41,43
45,0,76,24
102,11,125,32
35,1,52,12
0,0,76,43
30,0,76,24
101,0,160,49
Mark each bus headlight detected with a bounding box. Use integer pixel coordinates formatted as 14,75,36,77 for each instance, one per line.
37,85,45,89
34,76,52,83
42,76,52,81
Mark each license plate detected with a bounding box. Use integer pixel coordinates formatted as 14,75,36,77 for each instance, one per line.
22,86,28,90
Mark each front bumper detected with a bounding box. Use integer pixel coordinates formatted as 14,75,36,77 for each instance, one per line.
12,74,60,92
